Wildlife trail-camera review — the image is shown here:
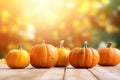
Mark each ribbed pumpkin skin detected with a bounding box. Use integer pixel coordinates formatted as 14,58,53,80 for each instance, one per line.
30,44,58,68
6,49,30,69
55,48,70,67
98,48,120,66
69,47,99,68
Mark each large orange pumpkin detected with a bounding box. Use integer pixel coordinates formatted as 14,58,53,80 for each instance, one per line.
30,40,58,68
55,40,70,67
5,44,30,69
69,41,99,68
98,42,120,66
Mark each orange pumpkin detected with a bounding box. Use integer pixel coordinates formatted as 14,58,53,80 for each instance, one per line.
98,42,120,66
55,40,70,67
5,44,30,69
69,41,99,68
30,40,58,68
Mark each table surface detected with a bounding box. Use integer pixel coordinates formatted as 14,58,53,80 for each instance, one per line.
0,64,120,80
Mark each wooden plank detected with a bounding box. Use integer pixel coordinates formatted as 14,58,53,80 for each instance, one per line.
0,64,9,69
65,65,97,80
89,65,120,80
1,64,120,80
34,67,65,80
112,64,120,71
0,64,65,80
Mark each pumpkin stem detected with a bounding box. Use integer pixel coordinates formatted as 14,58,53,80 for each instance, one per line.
60,40,64,48
106,42,112,48
41,40,45,45
18,43,23,50
82,41,88,48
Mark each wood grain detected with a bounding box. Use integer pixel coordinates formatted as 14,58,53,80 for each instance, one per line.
89,65,120,80
1,64,120,80
65,65,97,80
0,64,65,80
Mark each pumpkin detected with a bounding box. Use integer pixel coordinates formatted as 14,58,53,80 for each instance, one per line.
30,40,58,68
69,41,99,68
98,42,120,66
55,40,70,67
5,44,30,69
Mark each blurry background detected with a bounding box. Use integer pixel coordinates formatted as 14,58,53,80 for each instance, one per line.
0,0,120,58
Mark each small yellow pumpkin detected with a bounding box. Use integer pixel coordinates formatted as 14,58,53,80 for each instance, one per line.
55,40,70,67
5,44,30,69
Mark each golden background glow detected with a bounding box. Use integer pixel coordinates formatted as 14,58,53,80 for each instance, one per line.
0,0,120,58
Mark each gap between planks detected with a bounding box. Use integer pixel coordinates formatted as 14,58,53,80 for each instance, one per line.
88,65,120,80
63,67,66,80
65,65,98,80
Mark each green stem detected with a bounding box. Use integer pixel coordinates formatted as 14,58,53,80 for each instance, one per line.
18,43,22,50
60,40,64,48
41,40,45,45
106,42,112,48
82,41,88,48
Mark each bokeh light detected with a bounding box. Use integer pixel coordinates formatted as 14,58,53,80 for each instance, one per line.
0,0,120,58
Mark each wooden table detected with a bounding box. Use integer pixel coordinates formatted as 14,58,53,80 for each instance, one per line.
0,64,120,80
